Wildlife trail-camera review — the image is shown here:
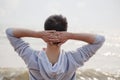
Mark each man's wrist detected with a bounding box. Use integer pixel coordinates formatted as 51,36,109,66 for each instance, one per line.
67,32,74,40
34,31,43,38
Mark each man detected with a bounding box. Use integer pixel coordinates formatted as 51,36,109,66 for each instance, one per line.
6,15,105,80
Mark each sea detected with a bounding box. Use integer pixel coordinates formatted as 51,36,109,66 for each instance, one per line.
0,24,120,80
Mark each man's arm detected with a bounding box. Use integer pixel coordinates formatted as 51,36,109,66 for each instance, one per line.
68,33,96,44
6,28,37,66
5,28,58,66
11,28,41,38
59,32,105,66
57,32,98,45
11,28,59,43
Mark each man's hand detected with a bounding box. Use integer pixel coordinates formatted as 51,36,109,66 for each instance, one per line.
39,30,60,44
40,31,70,46
57,32,70,46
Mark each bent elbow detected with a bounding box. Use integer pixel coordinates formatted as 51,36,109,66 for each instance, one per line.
95,35,105,44
5,28,13,36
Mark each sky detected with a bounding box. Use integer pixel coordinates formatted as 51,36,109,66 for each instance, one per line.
0,0,120,31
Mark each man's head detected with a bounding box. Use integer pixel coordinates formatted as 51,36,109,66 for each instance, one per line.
44,14,67,31
44,15,68,45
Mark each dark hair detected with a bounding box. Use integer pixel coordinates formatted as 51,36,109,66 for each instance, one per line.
44,15,67,31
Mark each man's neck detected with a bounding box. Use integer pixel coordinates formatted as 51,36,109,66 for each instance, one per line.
46,44,60,54
45,44,61,65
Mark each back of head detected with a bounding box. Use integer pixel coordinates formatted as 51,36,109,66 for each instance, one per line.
44,15,68,31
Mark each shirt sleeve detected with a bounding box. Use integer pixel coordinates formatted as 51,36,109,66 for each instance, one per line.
67,35,105,66
6,28,38,66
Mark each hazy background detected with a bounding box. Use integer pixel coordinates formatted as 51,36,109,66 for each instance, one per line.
0,0,120,72
0,0,120,30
